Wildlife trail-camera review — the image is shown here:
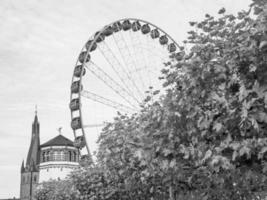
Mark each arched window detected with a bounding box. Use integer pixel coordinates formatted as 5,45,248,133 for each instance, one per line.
42,152,46,162
52,151,56,161
69,151,72,162
64,151,68,161
60,151,65,161
47,151,50,161
53,151,61,161
50,151,53,161
73,152,77,162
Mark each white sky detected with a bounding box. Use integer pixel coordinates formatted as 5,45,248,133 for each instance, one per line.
0,0,251,198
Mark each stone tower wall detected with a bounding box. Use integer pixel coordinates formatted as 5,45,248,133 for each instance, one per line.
20,171,39,200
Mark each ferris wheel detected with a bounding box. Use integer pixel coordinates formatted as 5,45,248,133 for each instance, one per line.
69,18,181,164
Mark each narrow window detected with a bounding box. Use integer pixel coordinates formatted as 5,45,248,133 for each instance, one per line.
42,152,46,162
69,151,72,161
33,175,37,183
47,151,50,161
64,151,68,161
54,151,61,161
53,151,57,161
73,152,77,162
60,151,65,161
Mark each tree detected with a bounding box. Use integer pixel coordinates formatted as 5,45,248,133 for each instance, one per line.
97,0,267,199
35,179,79,200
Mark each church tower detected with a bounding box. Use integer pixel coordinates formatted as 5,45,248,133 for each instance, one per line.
20,109,40,200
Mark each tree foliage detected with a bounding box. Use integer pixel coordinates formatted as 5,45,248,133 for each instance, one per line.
35,1,267,199
35,179,79,200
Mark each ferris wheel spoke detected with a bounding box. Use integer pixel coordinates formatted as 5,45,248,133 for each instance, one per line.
135,33,153,88
83,123,105,129
98,41,136,97
143,48,167,66
139,40,168,68
81,90,137,112
129,63,161,77
138,41,168,89
112,32,145,99
84,62,140,107
127,31,146,90
145,35,168,62
131,31,159,89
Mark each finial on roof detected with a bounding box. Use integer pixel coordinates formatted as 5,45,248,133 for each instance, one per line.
33,105,39,124
57,127,62,135
35,105,37,115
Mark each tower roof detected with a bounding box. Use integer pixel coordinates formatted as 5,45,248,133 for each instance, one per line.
21,160,25,173
40,134,74,148
33,114,38,124
26,109,40,167
33,105,39,125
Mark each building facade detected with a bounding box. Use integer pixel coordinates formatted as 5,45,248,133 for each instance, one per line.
20,112,79,200
39,135,79,182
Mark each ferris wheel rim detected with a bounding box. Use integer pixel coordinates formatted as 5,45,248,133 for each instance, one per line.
70,18,181,159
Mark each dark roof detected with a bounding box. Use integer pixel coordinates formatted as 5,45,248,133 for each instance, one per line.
26,113,40,168
40,135,74,147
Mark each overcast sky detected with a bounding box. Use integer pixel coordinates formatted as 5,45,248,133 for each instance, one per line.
0,0,251,198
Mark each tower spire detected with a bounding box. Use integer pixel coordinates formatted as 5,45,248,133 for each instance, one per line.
21,160,25,173
26,106,40,167
33,105,39,124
